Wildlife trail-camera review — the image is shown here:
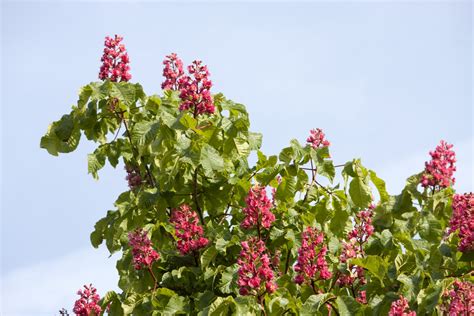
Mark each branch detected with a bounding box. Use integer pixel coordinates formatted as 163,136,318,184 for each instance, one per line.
193,167,205,225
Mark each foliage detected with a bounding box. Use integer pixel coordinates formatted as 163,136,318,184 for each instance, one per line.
43,37,472,316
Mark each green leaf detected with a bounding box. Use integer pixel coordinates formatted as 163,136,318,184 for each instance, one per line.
200,144,225,172
110,82,136,106
201,246,217,268
336,295,361,316
369,170,389,203
349,177,372,208
40,115,81,156
88,151,106,180
352,255,388,286
218,264,238,294
233,137,250,156
301,294,334,315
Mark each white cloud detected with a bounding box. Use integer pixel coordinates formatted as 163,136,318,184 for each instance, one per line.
1,247,119,316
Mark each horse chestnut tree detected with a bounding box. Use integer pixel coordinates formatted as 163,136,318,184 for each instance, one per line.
41,36,473,315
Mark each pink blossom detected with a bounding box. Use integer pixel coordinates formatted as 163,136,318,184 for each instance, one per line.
170,204,209,255
241,185,275,230
356,291,367,304
73,284,102,316
161,53,184,90
449,193,474,252
388,296,416,316
294,227,332,285
306,128,330,149
125,165,142,190
128,228,160,270
237,237,278,296
337,207,373,289
420,140,456,189
99,35,131,82
441,280,474,316
164,59,214,115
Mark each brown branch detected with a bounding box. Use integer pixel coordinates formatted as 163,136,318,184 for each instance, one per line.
147,266,158,291
193,168,205,225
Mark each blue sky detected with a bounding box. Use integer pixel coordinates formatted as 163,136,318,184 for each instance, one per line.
1,1,472,314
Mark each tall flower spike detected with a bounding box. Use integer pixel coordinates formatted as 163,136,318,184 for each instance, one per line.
337,207,374,290
388,296,417,316
306,128,330,149
162,53,184,90
440,280,474,315
73,284,102,316
170,204,209,255
241,185,275,230
128,228,160,270
99,35,131,82
237,237,278,296
449,193,474,252
420,140,456,189
178,60,215,115
294,227,332,285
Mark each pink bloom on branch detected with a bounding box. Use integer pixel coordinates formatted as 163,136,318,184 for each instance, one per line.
294,227,332,285
73,284,102,316
125,165,142,190
174,59,214,115
388,296,416,316
128,228,160,270
237,237,278,296
170,204,209,255
420,140,456,189
99,35,131,82
337,207,373,288
162,53,184,90
441,280,474,315
449,193,474,252
241,185,275,230
306,128,330,149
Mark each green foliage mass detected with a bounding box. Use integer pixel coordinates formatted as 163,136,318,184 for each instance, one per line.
41,80,472,315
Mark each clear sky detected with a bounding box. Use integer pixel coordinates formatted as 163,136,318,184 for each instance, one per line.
1,1,472,314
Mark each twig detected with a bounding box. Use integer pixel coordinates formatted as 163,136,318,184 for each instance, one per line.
193,168,205,225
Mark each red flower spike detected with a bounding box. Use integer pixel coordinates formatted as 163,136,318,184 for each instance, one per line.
73,284,102,316
420,140,456,189
128,228,160,270
99,35,131,82
170,204,209,255
237,237,278,296
294,227,332,285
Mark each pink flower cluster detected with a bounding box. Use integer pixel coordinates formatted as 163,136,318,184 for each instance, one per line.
170,204,209,255
337,207,374,291
128,228,160,270
125,165,142,190
388,295,416,316
237,237,278,296
441,280,474,316
420,140,456,189
73,284,102,316
306,128,330,149
99,35,131,82
294,227,332,285
449,193,474,252
161,54,215,115
241,185,275,230
161,53,184,90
